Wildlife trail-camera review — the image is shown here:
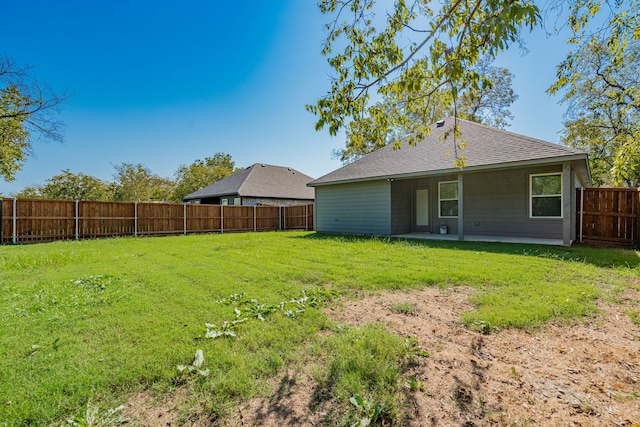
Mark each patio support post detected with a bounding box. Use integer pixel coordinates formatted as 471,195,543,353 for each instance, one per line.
580,187,584,243
562,163,572,245
457,174,464,241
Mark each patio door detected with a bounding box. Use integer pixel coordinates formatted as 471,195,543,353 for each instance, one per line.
414,188,430,232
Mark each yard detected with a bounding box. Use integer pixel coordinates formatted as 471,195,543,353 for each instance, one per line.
0,232,638,426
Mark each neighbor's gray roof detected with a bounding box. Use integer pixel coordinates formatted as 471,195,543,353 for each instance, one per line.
309,118,591,186
184,163,315,201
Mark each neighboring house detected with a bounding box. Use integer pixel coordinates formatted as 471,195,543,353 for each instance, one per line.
308,118,591,246
183,163,315,207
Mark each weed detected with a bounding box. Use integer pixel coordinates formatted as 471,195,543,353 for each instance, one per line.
472,319,494,335
207,288,338,338
64,399,127,427
476,395,486,414
177,349,210,377
242,302,278,322
348,394,388,427
217,292,246,305
390,302,417,315
510,366,519,380
205,318,247,339
407,376,425,392
626,309,640,325
404,336,429,357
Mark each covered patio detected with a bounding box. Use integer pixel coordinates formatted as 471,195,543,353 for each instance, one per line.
393,232,565,246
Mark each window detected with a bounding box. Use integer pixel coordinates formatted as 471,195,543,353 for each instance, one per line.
439,181,458,217
530,173,562,218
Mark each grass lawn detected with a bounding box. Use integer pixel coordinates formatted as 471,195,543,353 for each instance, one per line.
0,231,638,425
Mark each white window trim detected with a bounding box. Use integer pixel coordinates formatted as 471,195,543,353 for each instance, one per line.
438,180,459,218
529,172,563,219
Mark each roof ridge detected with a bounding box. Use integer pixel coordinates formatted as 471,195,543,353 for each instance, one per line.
236,163,258,195
451,117,581,152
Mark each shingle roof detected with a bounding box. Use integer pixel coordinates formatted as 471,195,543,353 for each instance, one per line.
183,163,315,201
309,118,590,186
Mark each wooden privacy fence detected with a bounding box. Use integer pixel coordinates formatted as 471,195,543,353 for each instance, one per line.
0,198,314,244
577,188,639,248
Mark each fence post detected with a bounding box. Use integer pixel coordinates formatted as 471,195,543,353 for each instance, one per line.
183,203,187,235
12,197,17,244
75,200,80,241
305,204,308,231
221,204,224,234
254,205,257,232
134,202,138,237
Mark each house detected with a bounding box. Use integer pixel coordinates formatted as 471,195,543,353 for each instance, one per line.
183,163,315,207
308,118,591,246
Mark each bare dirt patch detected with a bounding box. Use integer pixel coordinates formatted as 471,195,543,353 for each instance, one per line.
233,286,640,427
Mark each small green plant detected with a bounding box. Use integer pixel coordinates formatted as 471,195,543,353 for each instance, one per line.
208,288,338,338
177,349,210,377
626,309,640,325
404,336,429,357
205,318,247,339
390,302,417,315
65,399,127,427
216,292,246,305
473,320,493,335
407,376,425,392
510,366,519,380
243,302,278,322
348,394,388,427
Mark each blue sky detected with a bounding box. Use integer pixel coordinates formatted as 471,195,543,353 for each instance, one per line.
2,1,573,195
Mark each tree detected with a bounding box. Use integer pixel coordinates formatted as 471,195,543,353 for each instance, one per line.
171,153,240,202
1,56,69,181
547,7,640,186
334,56,518,163
111,163,174,202
13,169,113,200
308,0,637,170
550,40,639,186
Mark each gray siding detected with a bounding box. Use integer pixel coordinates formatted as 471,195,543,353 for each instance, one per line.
390,175,460,235
390,180,413,234
315,181,391,235
463,165,563,239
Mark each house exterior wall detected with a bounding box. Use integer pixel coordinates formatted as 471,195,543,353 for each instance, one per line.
317,164,577,240
390,179,412,234
462,164,564,239
315,180,391,235
388,165,568,239
390,174,460,235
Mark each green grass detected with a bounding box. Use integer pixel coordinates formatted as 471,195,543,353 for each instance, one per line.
0,231,638,425
389,302,418,315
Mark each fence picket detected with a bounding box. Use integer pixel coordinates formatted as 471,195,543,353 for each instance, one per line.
1,198,314,244
577,188,639,247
